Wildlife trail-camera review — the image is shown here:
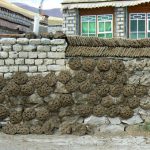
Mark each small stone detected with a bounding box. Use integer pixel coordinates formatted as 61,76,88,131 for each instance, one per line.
55,82,69,93
100,125,125,133
27,93,44,104
84,116,109,126
108,117,121,125
140,74,150,86
1,38,16,45
0,52,8,58
23,45,36,51
128,75,140,85
29,39,41,45
17,38,29,44
2,46,12,51
51,39,65,45
140,96,150,110
41,38,51,45
122,115,143,125
37,45,50,52
13,44,22,51
126,125,143,133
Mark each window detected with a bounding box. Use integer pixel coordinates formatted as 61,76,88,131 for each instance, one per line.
147,14,150,38
97,15,113,38
130,13,146,39
81,16,96,37
80,14,113,38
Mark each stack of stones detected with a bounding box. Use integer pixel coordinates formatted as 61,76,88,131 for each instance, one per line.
0,37,67,78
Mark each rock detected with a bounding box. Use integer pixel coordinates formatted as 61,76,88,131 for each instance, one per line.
41,38,51,45
55,82,69,93
100,125,125,133
140,96,150,110
124,59,136,73
84,116,109,126
27,93,44,104
17,38,29,44
108,117,121,125
140,73,150,86
0,38,16,45
128,75,140,85
122,115,143,125
139,109,150,122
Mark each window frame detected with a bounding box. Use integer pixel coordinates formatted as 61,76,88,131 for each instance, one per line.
80,15,97,37
80,14,113,38
97,14,113,38
129,13,147,39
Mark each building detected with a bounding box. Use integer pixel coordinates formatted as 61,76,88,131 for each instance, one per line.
48,16,63,33
62,0,150,39
0,0,62,34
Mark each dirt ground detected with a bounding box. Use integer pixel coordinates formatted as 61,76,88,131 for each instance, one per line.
0,132,150,150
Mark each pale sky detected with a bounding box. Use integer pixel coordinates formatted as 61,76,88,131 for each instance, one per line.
8,0,62,9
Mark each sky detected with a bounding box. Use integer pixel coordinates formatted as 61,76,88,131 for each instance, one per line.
8,0,62,9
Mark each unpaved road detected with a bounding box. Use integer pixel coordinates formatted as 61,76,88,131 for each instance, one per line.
0,133,150,150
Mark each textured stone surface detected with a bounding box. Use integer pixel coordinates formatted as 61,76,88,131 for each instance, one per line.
122,115,143,125
84,116,109,126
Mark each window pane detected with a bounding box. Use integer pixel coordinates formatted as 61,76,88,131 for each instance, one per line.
138,33,145,39
138,20,145,31
89,22,96,33
131,20,137,32
148,33,150,38
98,34,105,38
105,22,111,32
82,22,88,33
99,22,104,32
130,33,137,39
106,33,112,38
149,21,150,31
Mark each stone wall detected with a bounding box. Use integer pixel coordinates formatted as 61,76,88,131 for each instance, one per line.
0,38,67,78
0,36,150,136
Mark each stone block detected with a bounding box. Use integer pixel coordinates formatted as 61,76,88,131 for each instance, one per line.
0,60,4,65
44,59,54,65
38,52,47,58
140,74,150,86
41,38,51,45
23,45,36,51
17,38,29,44
56,59,65,65
38,65,47,72
37,45,50,52
108,117,121,125
48,52,65,58
29,66,38,72
4,73,12,79
28,52,38,58
51,39,65,45
84,116,109,125
122,115,143,125
13,44,22,51
35,59,43,65
47,65,66,71
0,66,9,72
19,52,28,58
19,66,28,72
5,59,15,65
2,46,12,51
57,45,67,52
15,58,24,65
29,39,41,45
25,59,34,65
0,38,16,45
51,46,57,51
9,52,18,58
9,66,18,72
0,52,8,58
